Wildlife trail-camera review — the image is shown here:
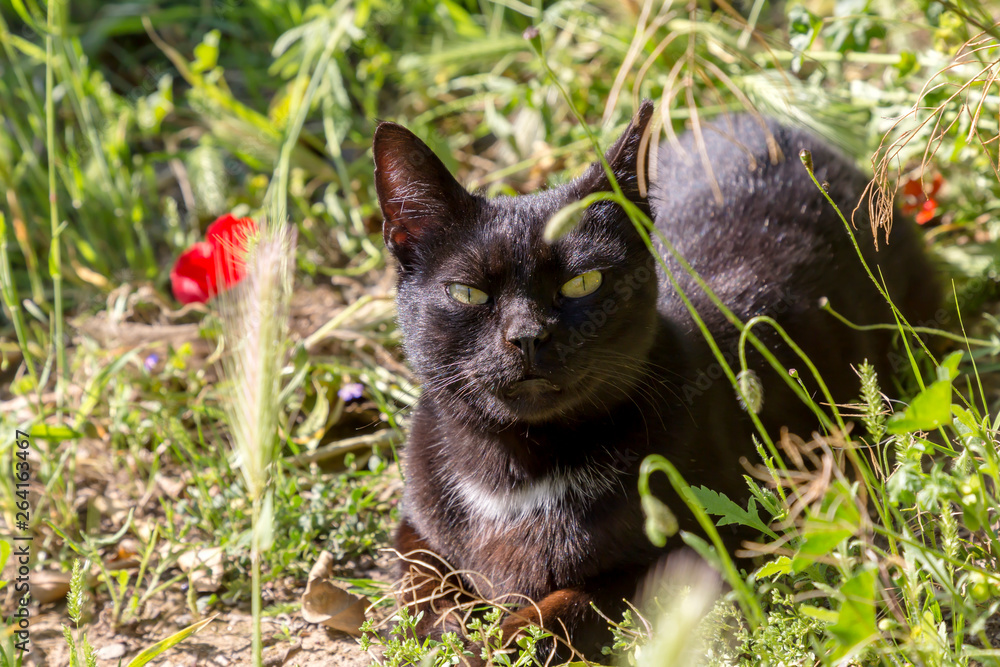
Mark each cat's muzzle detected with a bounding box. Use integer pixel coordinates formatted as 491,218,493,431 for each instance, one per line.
504,377,562,397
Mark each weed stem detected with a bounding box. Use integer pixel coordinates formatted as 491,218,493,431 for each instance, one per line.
46,0,66,413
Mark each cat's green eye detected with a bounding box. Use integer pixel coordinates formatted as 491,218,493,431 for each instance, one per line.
448,283,489,305
560,270,603,298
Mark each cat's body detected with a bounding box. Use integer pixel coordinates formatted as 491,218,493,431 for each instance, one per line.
373,104,938,660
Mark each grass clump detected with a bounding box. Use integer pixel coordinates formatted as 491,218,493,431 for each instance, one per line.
629,350,1000,665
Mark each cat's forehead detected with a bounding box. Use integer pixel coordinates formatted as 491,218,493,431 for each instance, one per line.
482,195,552,248
432,191,630,279
434,198,551,277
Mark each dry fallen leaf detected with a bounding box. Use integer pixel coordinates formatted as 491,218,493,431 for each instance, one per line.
307,550,336,582
32,570,71,605
105,539,141,571
300,551,366,636
178,547,224,593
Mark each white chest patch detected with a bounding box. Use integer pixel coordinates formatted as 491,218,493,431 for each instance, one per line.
449,462,622,522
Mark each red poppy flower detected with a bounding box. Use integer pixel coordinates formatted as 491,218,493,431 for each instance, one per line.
171,214,258,304
170,241,216,304
900,172,943,225
915,198,938,225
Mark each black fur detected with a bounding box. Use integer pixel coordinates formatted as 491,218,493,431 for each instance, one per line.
373,103,939,661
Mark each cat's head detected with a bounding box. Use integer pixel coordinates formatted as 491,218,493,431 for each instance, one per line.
374,103,660,427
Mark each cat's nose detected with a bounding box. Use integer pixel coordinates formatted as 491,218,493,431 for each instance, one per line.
508,330,550,365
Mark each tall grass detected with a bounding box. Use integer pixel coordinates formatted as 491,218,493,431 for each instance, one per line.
218,222,296,666
44,0,65,412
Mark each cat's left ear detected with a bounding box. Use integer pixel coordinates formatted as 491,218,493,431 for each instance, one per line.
583,100,655,198
373,122,474,266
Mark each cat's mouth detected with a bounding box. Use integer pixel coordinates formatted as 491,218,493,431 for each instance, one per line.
504,377,562,397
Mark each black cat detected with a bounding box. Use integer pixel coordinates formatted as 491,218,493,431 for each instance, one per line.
372,102,938,661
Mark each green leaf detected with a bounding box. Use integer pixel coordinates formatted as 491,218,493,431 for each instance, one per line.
787,5,822,72
29,423,83,440
679,531,721,571
828,568,878,660
791,521,852,571
7,0,42,33
799,604,838,623
951,405,977,430
440,0,484,38
937,350,963,382
886,379,953,434
277,347,311,406
743,475,783,519
22,300,47,325
6,33,46,62
96,509,136,548
691,486,778,538
293,377,331,447
830,489,862,526
895,50,919,77
125,616,217,667
252,491,276,553
192,30,221,74
754,556,792,580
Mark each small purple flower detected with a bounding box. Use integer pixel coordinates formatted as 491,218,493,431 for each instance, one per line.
338,382,364,402
144,354,159,371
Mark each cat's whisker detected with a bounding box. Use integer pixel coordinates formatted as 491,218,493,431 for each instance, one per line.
597,348,689,382
583,373,656,437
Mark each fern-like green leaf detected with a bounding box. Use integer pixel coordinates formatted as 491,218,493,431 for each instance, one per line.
691,486,778,539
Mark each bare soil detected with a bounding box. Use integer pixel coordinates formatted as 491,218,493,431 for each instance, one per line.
26,593,375,666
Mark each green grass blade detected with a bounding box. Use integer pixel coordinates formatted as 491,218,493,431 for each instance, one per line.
124,615,217,667
45,0,66,412
0,212,40,393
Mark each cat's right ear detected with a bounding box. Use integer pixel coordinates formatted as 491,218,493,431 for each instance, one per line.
373,122,473,266
576,101,655,201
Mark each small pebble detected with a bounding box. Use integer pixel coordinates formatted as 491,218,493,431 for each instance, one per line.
96,643,127,661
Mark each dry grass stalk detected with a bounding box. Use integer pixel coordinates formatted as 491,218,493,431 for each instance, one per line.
216,220,297,666
218,222,297,506
608,0,781,203
866,29,1000,244
740,428,873,559
379,548,589,664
